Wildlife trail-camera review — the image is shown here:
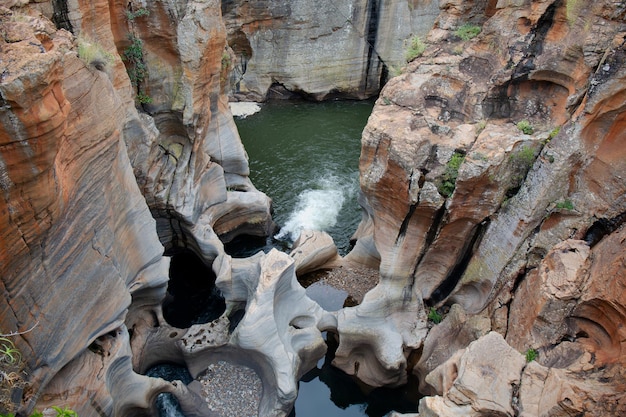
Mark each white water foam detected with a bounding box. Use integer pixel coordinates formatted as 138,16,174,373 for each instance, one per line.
275,175,356,242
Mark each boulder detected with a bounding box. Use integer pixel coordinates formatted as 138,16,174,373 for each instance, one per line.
414,304,490,395
183,249,332,416
419,332,526,417
290,229,341,276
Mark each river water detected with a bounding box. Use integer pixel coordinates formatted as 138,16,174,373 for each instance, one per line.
235,99,374,254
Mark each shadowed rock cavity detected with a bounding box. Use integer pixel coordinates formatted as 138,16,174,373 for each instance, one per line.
163,249,226,329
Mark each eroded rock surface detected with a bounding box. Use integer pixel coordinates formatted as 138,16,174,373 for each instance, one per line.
0,1,278,415
2,0,626,416
337,0,626,415
222,0,440,100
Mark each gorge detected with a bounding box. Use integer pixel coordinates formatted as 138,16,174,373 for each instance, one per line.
1,1,626,417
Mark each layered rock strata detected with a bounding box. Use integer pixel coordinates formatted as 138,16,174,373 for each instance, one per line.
2,0,626,416
337,0,626,415
0,1,281,415
221,0,440,100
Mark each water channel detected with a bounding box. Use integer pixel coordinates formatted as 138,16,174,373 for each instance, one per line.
234,99,374,255
236,99,420,416
154,99,420,416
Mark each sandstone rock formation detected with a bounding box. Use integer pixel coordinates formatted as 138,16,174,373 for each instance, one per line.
0,1,279,415
2,0,626,416
0,7,175,414
337,0,626,415
222,0,440,100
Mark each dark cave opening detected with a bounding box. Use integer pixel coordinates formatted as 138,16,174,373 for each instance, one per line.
162,249,226,328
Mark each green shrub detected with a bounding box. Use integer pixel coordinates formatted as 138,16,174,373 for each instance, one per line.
548,126,560,140
77,38,115,70
511,145,536,167
123,34,146,85
122,34,152,104
507,145,537,188
0,337,21,365
405,36,426,62
555,200,574,210
387,64,404,78
516,120,534,135
136,91,153,104
438,151,465,197
1,335,26,414
52,406,78,417
455,23,481,41
525,348,538,362
221,51,231,70
125,7,149,21
428,307,443,324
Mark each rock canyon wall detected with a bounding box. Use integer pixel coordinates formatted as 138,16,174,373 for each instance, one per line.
1,0,625,417
339,0,626,415
222,0,440,100
0,0,276,415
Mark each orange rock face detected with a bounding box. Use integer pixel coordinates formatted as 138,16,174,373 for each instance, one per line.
0,1,272,415
337,1,626,414
0,8,171,414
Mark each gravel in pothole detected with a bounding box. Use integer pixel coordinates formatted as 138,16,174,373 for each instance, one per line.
198,360,262,417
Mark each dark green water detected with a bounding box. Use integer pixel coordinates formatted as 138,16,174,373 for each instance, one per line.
235,99,375,254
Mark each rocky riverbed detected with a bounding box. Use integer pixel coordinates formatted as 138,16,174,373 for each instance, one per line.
199,361,262,417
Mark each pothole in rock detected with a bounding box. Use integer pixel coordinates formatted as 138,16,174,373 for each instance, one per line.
163,249,226,328
198,360,262,417
300,265,379,309
146,363,193,417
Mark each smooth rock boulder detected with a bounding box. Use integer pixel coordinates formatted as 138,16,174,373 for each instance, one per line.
419,332,526,417
414,304,490,395
290,229,341,276
185,249,333,416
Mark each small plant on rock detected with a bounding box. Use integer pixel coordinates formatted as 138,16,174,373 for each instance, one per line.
455,23,481,41
0,337,21,365
438,151,465,198
428,307,443,324
516,120,534,135
122,34,152,105
475,120,487,135
405,36,426,62
125,7,150,21
555,200,574,210
545,126,561,144
525,348,538,362
52,406,79,417
77,38,115,71
507,145,537,191
511,145,536,168
136,91,153,104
